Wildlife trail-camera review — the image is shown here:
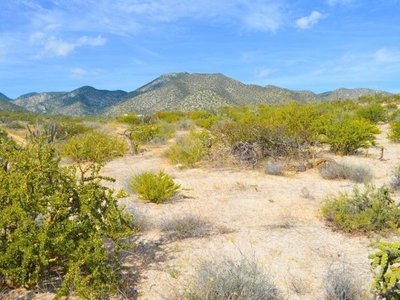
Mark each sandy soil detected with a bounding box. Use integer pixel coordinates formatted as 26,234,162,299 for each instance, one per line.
2,123,399,299
95,123,399,300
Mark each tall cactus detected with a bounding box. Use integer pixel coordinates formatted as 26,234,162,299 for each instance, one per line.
369,240,400,299
27,122,67,143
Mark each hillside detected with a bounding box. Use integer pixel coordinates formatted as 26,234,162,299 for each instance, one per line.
3,72,392,116
12,87,128,116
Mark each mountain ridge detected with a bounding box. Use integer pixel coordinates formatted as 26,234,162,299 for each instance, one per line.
3,72,392,116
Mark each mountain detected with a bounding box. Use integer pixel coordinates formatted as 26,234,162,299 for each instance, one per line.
0,92,11,101
4,72,392,116
318,88,391,100
13,86,128,116
0,92,26,112
103,73,325,116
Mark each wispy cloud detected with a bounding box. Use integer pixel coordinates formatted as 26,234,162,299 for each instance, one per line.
70,68,87,79
255,68,276,78
30,32,106,57
326,0,355,6
295,11,324,29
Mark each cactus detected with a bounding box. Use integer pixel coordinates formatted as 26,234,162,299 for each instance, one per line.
369,240,400,299
27,122,67,143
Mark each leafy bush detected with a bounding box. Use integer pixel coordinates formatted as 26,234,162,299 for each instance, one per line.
59,131,128,180
320,115,379,155
130,170,180,204
319,161,373,183
388,120,400,142
323,264,364,300
355,103,387,124
321,185,400,234
0,137,135,298
164,132,207,168
115,113,141,125
185,258,282,300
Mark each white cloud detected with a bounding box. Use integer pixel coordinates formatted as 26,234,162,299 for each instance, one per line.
71,68,87,79
44,37,75,56
31,34,107,57
375,48,400,63
77,36,107,47
326,0,355,6
243,3,286,32
255,68,276,78
295,11,324,29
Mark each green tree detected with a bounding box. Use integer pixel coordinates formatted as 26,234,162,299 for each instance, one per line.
0,136,134,298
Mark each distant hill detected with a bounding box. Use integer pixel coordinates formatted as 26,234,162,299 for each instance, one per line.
0,92,26,112
13,86,128,116
3,72,392,116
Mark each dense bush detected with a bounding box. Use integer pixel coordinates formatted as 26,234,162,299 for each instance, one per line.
319,115,379,155
0,137,135,298
355,103,387,123
164,132,208,168
321,185,400,234
388,120,400,142
59,131,128,180
130,170,180,204
185,258,282,300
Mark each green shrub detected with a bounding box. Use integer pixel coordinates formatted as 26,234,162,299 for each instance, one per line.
130,170,180,204
154,110,186,123
388,120,400,142
0,137,135,298
185,258,282,300
320,115,379,155
164,132,206,168
355,103,387,123
59,131,128,180
115,113,141,125
321,185,400,234
319,162,373,183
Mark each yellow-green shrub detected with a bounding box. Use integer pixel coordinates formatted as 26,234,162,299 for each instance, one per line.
321,185,400,234
130,170,180,203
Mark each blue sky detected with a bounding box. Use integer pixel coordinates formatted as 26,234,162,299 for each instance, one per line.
1,0,400,98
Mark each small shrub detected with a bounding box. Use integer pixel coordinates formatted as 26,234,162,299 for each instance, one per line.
323,264,364,300
185,258,282,300
321,185,400,234
160,214,214,240
164,133,206,168
176,118,195,130
129,170,180,204
390,165,400,191
319,162,373,183
266,161,286,175
387,120,400,142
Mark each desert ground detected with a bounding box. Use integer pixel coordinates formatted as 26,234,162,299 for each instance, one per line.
98,123,397,299
3,123,399,299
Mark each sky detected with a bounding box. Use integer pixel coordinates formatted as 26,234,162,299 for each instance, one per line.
1,0,400,99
